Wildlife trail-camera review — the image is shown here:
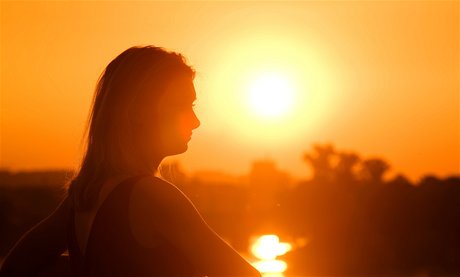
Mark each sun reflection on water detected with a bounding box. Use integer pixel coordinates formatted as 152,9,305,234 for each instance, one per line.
250,234,292,277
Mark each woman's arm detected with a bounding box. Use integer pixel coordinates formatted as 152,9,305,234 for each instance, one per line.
130,176,262,277
0,196,70,276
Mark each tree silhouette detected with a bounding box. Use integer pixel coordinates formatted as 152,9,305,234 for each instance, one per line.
304,144,362,184
359,158,390,184
303,143,336,183
335,151,360,184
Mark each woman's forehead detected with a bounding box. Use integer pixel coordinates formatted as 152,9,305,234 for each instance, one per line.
163,77,196,101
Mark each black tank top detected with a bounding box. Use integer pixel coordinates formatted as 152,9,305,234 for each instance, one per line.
67,175,196,276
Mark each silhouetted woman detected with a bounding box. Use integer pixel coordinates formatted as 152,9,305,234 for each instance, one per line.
1,46,262,277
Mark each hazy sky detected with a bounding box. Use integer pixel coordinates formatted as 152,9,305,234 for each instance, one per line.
1,1,459,182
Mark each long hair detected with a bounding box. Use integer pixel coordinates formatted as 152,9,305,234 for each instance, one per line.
67,46,195,211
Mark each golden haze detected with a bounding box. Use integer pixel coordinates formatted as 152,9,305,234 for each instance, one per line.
1,1,458,182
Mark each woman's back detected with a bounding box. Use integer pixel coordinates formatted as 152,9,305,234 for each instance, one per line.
68,175,195,276
72,174,136,257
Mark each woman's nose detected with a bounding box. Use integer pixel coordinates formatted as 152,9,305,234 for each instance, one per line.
191,111,200,130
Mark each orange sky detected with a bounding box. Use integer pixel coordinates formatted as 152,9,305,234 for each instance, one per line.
1,1,459,182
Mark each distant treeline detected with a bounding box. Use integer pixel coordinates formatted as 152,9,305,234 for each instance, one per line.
0,144,459,275
280,174,460,275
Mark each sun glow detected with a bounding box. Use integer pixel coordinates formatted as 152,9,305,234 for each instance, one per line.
250,234,292,277
251,234,292,260
248,73,295,118
199,32,339,146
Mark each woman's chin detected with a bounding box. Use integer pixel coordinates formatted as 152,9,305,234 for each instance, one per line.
166,143,189,156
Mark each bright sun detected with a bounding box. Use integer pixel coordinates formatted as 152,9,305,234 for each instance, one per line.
248,73,295,118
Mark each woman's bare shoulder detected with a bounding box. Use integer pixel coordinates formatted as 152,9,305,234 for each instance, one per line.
134,175,187,199
130,175,196,218
129,176,261,277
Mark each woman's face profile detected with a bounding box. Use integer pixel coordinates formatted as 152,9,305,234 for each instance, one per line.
152,76,200,157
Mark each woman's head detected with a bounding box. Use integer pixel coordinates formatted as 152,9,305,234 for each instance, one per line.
68,45,199,210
